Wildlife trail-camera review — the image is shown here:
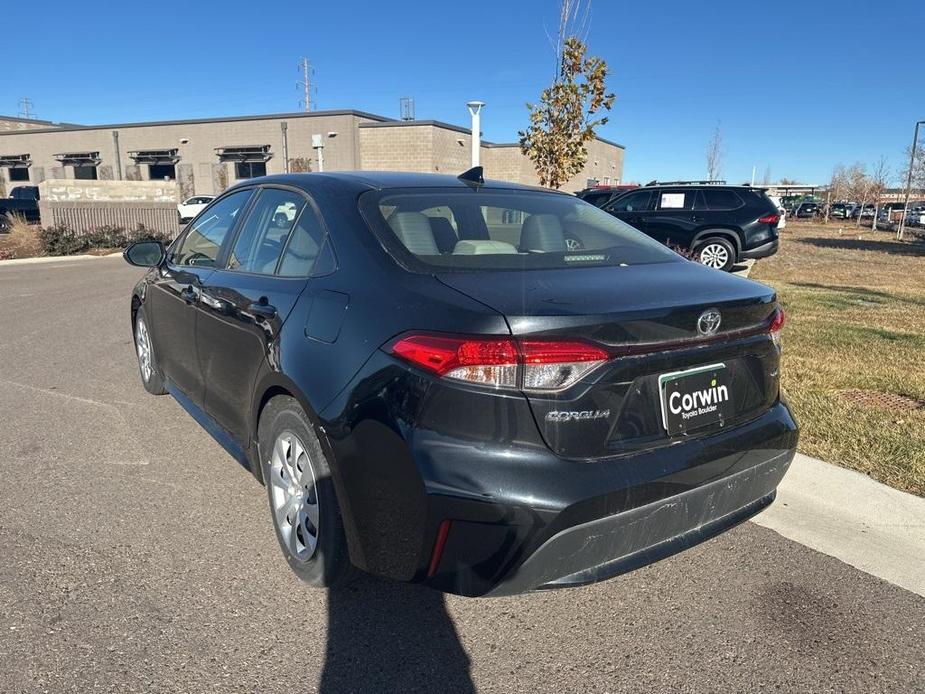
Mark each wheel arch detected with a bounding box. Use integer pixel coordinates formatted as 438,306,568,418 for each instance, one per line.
691,227,743,252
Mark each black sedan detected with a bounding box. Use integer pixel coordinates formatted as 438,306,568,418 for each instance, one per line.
123,169,798,597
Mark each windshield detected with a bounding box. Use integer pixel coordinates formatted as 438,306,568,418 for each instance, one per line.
360,188,680,271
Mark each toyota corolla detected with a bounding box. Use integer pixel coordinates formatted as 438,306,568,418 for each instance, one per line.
123,169,798,596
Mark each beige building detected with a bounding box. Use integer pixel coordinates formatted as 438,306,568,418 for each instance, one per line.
0,110,624,199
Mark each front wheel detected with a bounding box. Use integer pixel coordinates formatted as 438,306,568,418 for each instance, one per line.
134,306,167,395
695,237,736,272
259,396,357,588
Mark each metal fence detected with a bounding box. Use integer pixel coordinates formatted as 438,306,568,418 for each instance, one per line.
38,201,182,238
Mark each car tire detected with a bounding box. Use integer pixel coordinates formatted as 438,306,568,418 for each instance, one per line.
134,306,168,395
694,237,736,272
258,395,357,588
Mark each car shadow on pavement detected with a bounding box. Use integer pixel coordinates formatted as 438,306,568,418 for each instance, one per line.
319,575,475,693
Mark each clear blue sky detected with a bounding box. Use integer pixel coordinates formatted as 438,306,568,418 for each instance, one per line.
5,0,924,185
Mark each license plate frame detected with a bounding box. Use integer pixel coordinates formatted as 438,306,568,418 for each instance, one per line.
658,363,732,436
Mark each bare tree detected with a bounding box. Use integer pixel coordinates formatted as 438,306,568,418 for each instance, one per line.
762,165,772,185
844,163,870,228
706,123,723,181
867,156,890,231
547,0,593,76
823,164,847,225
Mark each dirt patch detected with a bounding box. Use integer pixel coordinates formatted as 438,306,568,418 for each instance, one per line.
838,389,924,412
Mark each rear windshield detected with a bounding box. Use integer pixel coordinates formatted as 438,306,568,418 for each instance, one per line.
360,189,679,271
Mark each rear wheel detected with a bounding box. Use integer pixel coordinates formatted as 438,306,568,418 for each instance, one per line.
134,306,167,395
695,237,736,272
259,396,357,587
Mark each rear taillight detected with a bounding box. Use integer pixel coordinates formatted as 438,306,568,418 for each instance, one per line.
758,213,780,225
390,334,609,391
768,307,785,351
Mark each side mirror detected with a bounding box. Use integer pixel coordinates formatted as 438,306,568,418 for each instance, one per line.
124,240,165,267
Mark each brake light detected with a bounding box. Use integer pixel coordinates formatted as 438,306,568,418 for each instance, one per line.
768,307,785,351
390,334,608,391
758,213,780,225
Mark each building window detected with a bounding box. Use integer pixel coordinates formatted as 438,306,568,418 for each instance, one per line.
1,154,32,182
129,149,180,180
216,145,272,180
149,164,176,180
55,152,101,180
235,161,267,179
73,165,98,180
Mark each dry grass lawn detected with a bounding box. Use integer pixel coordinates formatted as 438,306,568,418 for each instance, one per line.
752,220,925,496
0,215,42,259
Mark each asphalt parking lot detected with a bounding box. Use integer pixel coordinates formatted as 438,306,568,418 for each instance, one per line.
1,256,923,693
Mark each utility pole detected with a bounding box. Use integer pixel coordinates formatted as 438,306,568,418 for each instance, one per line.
297,58,312,112
898,119,925,241
18,97,34,120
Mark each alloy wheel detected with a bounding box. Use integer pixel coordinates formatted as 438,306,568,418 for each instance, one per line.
135,317,153,382
698,243,729,269
268,431,320,560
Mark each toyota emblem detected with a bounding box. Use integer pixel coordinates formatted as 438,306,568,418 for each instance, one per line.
697,309,722,336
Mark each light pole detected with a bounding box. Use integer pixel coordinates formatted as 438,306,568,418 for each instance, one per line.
466,101,485,168
898,119,925,240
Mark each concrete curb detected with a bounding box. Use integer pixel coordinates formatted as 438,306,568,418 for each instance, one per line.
0,252,122,266
752,453,925,597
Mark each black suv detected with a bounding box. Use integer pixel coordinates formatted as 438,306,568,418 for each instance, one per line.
122,170,796,596
602,181,781,271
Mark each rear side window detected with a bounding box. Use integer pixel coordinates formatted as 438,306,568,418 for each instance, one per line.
277,205,335,277
656,190,695,210
360,189,679,271
228,188,306,274
701,189,744,210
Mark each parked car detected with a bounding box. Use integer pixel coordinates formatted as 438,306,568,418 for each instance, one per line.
794,202,819,218
122,170,798,597
767,195,787,230
830,203,857,219
0,185,40,230
602,181,781,271
575,184,638,208
176,195,216,224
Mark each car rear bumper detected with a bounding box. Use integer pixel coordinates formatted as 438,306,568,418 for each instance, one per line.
486,451,788,596
740,238,779,260
413,400,798,596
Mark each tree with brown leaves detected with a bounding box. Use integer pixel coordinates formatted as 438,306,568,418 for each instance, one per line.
519,36,615,189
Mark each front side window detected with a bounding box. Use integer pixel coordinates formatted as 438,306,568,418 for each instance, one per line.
169,189,252,267
228,188,305,274
361,189,679,271
609,189,652,212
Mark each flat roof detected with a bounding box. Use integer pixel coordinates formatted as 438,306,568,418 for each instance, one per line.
0,109,394,137
359,118,625,150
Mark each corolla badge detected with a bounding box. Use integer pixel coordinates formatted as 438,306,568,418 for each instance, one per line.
697,309,722,336
545,410,611,423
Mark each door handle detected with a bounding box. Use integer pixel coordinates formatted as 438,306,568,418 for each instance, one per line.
180,285,199,304
249,300,278,319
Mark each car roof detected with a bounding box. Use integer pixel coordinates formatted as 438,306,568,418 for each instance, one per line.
228,171,563,196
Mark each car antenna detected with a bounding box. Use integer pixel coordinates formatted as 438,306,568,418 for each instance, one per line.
458,166,484,186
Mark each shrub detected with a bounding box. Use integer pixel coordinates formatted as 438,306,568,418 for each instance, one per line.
38,223,173,256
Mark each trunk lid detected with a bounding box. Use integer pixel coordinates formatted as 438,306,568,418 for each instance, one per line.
437,261,781,459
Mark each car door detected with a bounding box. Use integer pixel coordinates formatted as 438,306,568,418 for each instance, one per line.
145,189,254,405
196,186,333,442
603,189,654,234
644,189,701,247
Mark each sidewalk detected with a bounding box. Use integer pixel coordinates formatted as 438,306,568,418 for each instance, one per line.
753,453,925,597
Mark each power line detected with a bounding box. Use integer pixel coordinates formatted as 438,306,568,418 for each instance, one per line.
18,97,35,120
297,58,314,112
